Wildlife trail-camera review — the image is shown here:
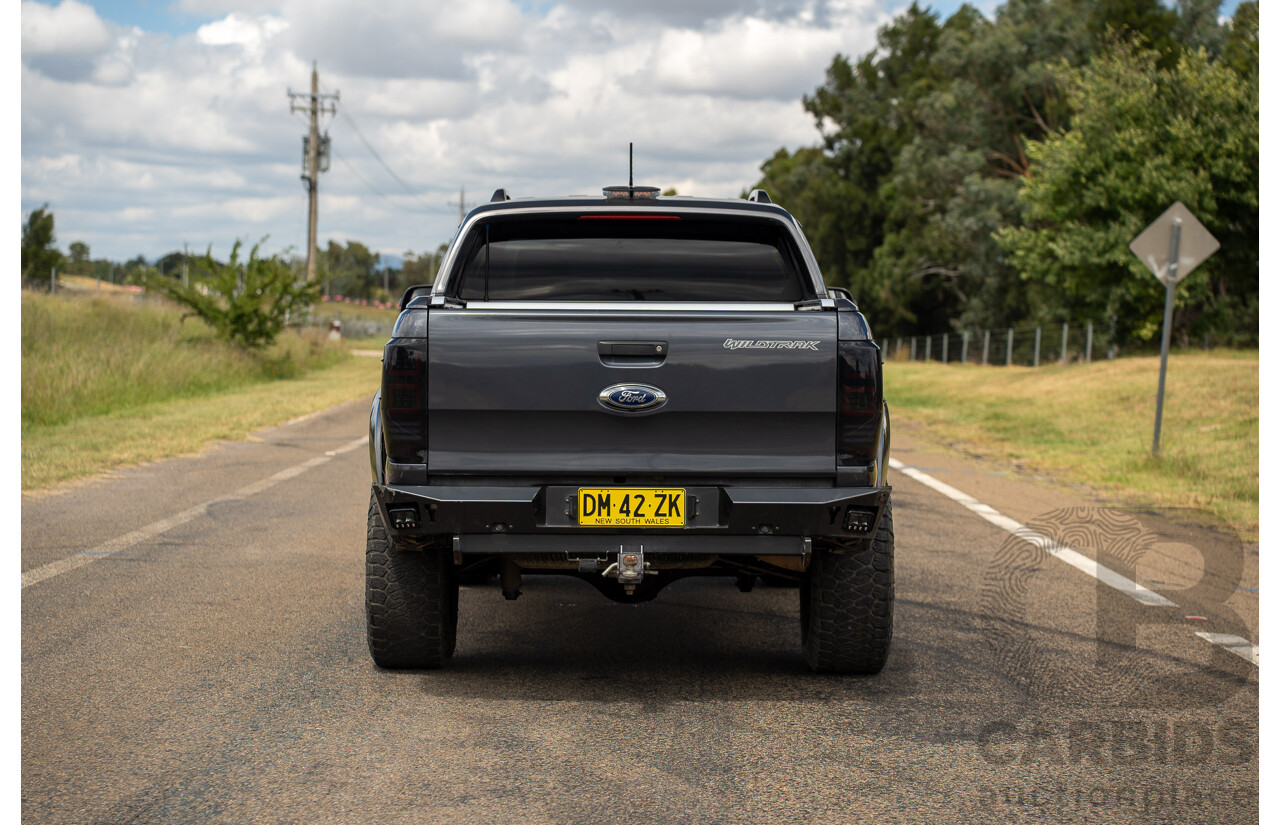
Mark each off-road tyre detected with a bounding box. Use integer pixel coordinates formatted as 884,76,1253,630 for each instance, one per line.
801,498,894,674
365,492,458,668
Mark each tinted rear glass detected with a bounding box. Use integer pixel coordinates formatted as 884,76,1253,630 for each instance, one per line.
452,214,808,302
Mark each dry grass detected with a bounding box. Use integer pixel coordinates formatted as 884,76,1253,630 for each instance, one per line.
22,357,381,491
22,290,377,490
884,351,1258,538
22,291,348,428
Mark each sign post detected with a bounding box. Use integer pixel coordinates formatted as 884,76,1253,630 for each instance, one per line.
1128,202,1219,455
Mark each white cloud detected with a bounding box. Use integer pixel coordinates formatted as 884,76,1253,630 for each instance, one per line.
22,0,889,261
21,0,111,55
22,0,115,81
196,13,289,54
647,13,855,100
280,0,528,80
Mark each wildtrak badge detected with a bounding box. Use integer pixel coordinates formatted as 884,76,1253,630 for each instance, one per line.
723,339,820,351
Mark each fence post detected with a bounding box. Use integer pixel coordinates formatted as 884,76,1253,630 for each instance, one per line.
961,330,969,364
942,333,949,364
1060,322,1069,365
1006,328,1014,366
50,266,56,295
925,335,932,361
1086,321,1093,364
910,337,917,361
896,337,903,358
982,330,990,365
1033,326,1041,367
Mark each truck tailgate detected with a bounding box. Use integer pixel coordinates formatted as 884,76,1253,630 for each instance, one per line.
428,309,836,476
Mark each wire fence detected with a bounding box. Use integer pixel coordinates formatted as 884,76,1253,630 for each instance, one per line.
294,308,396,340
884,322,1139,367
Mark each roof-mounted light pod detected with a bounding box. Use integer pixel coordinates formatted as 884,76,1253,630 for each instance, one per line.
603,185,661,200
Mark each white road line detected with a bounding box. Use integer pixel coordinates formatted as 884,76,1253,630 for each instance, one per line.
1194,632,1259,665
887,458,1176,607
21,436,368,590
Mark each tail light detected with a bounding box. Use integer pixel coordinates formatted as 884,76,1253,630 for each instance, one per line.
837,339,882,476
382,309,429,483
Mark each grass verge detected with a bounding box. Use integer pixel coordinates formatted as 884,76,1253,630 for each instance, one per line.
22,290,381,491
22,357,381,492
23,291,347,428
884,351,1258,539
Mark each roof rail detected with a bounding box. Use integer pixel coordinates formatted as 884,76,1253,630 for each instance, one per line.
747,189,772,204
490,188,511,202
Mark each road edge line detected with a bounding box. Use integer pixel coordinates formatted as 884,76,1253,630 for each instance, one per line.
21,436,368,590
887,457,1176,607
1194,632,1260,665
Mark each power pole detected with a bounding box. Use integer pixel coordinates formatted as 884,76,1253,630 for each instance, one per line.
288,62,338,281
447,185,477,226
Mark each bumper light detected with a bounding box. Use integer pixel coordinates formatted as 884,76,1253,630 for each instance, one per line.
843,508,876,535
388,506,420,530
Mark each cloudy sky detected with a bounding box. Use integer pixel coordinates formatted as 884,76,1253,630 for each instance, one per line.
21,0,1236,265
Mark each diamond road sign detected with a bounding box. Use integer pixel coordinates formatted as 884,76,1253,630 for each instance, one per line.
1129,201,1219,286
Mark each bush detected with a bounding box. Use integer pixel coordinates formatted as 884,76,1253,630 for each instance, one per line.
148,240,320,349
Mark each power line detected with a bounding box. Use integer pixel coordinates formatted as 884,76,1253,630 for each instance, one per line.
331,142,435,214
292,110,434,215
332,98,436,211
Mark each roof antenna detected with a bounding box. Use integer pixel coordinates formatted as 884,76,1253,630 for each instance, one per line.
629,142,634,199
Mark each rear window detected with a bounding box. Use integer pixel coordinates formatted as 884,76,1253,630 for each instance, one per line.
451,213,809,302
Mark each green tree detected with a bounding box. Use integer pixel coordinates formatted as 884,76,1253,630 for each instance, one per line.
122,254,156,286
1088,0,1180,63
1221,1,1258,79
400,246,444,287
994,39,1258,344
148,240,320,349
321,240,380,299
753,0,1245,337
22,204,63,283
866,0,1109,332
754,4,949,330
68,241,90,274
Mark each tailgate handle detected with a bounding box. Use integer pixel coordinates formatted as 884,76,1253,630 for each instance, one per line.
598,341,667,357
598,340,667,366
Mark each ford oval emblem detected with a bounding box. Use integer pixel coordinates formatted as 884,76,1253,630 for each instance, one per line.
599,383,667,412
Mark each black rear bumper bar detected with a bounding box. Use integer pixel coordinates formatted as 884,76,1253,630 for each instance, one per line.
372,483,890,554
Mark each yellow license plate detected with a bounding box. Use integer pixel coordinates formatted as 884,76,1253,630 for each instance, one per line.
577,488,686,527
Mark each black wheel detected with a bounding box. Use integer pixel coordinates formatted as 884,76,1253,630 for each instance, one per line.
365,492,458,668
801,498,894,674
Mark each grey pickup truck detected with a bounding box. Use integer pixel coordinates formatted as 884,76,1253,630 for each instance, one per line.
367,185,892,673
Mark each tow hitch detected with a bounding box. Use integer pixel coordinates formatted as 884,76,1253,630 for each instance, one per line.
601,546,656,596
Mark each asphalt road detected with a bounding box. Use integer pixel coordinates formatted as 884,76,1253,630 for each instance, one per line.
22,400,1258,824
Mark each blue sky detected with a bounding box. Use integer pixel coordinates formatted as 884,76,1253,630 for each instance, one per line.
89,0,202,33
